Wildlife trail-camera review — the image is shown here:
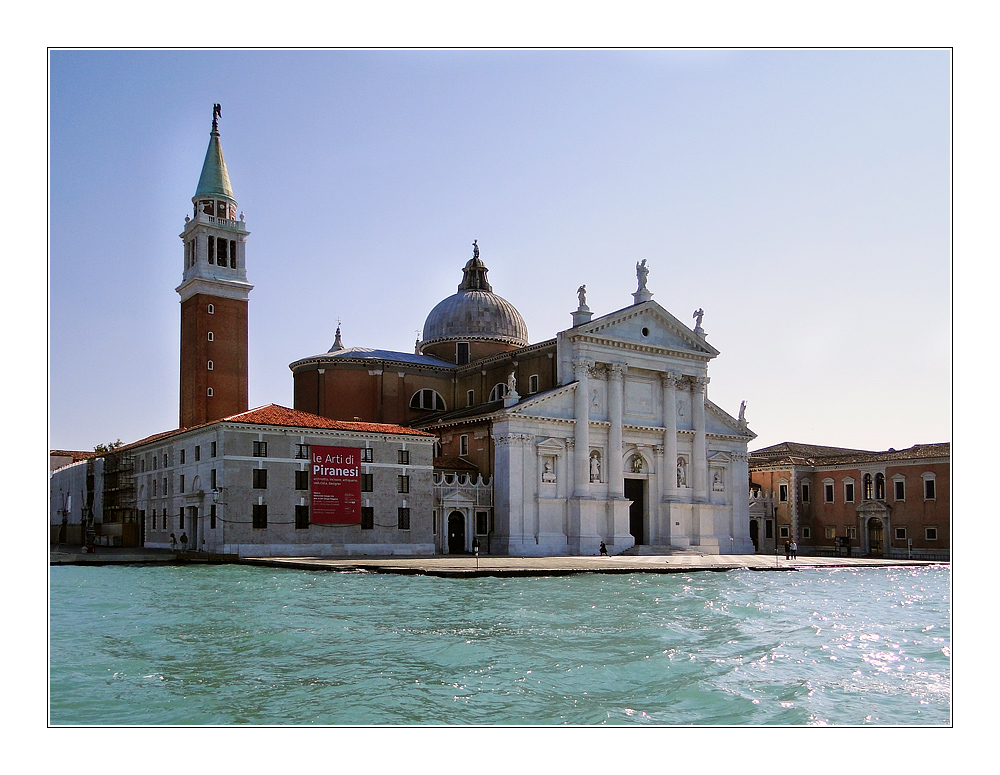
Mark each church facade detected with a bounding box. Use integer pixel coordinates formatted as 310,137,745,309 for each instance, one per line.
291,242,757,555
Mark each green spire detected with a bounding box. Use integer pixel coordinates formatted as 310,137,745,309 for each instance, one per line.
194,105,235,201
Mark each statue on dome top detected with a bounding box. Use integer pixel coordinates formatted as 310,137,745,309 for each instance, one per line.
472,240,479,260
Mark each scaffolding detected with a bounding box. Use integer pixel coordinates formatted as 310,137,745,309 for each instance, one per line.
102,449,138,544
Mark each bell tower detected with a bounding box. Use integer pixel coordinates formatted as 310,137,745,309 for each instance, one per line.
177,105,252,428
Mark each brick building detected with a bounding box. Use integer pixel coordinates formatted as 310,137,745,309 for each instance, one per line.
749,442,949,559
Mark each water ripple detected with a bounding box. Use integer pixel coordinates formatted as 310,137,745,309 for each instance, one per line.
50,565,950,725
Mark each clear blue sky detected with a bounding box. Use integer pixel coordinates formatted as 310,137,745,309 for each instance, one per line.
49,49,951,453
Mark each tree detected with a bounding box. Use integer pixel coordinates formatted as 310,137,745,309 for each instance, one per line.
93,440,124,454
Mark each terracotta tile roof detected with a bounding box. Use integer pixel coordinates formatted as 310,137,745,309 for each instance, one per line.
105,404,434,454
751,441,950,467
50,450,96,462
222,404,435,437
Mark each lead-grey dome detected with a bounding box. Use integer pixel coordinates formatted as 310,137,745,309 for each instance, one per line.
420,247,528,348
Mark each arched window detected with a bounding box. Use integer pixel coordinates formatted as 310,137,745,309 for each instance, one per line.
207,387,214,397
863,473,873,500
207,331,214,341
409,389,446,411
489,383,508,402
874,473,885,500
207,304,215,315
207,360,214,371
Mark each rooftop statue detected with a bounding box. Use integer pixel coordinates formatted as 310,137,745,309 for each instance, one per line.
636,259,649,291
693,308,704,329
577,284,587,307
473,240,479,260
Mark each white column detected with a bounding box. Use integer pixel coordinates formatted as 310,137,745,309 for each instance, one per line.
573,360,592,497
607,364,626,498
661,372,680,497
692,376,709,501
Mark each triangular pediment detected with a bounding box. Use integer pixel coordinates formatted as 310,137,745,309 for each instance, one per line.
706,399,756,440
439,489,478,505
569,301,719,358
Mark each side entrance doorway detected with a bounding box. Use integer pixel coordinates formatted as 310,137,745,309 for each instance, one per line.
448,511,466,554
867,517,884,557
625,478,644,545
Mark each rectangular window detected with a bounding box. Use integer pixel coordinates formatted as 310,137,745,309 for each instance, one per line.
764,520,774,539
824,483,834,503
295,470,308,490
457,342,470,365
252,504,267,529
295,444,310,459
801,483,810,503
824,526,836,539
845,482,855,502
847,526,857,540
180,449,186,464
476,511,489,535
211,441,217,458
779,525,790,538
163,477,167,495
295,505,310,529
179,509,185,530
467,389,475,407
529,374,539,394
894,527,907,540
398,449,410,465
211,468,217,490
152,509,157,530
361,473,373,492
210,505,217,530
194,446,200,462
229,240,237,268
397,507,410,530
778,484,788,502
179,474,185,493
163,454,168,468
894,480,905,500
208,235,215,264
361,448,373,463
398,475,409,493
253,440,268,457
460,435,469,456
153,479,158,497
218,238,228,266
253,468,268,489
924,479,936,499
802,526,811,539
925,526,938,540
360,507,374,530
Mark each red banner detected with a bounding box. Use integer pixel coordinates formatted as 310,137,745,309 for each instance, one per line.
310,446,361,524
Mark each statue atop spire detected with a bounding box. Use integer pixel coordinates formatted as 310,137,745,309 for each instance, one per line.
212,103,222,132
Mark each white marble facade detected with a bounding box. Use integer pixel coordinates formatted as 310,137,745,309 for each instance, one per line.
492,298,755,556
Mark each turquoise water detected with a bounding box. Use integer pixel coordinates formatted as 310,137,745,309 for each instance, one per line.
49,565,950,726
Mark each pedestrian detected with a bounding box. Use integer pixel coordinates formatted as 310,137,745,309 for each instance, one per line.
180,532,188,552
600,541,609,556
784,540,790,559
791,540,797,559
169,533,177,550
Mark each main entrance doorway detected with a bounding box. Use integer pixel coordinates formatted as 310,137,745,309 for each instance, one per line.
448,511,466,554
867,517,884,557
625,478,644,545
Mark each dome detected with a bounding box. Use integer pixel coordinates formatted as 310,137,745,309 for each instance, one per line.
420,244,529,349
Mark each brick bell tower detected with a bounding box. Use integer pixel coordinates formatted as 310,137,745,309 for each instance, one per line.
177,104,252,428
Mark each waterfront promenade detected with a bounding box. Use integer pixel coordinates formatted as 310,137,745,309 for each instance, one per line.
50,545,945,576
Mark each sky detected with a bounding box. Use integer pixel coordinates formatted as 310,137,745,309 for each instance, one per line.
48,49,952,454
